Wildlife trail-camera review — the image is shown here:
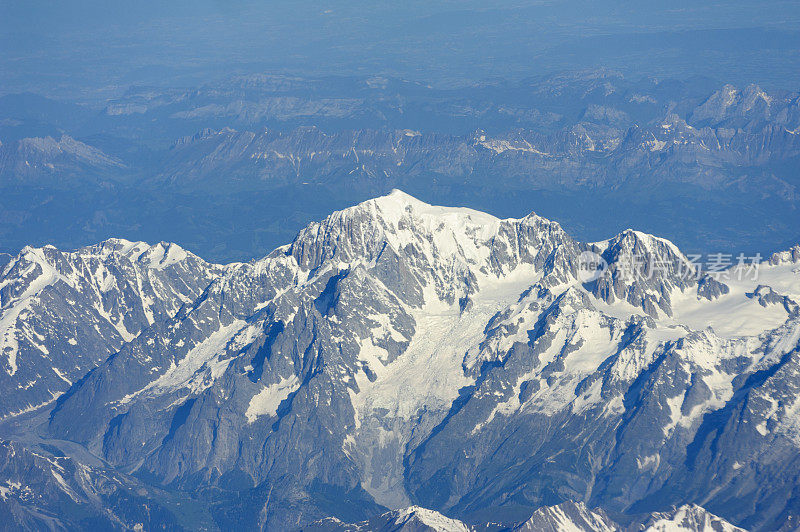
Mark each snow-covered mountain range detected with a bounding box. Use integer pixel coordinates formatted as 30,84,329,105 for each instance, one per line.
1,191,799,530
305,501,745,531
0,240,222,419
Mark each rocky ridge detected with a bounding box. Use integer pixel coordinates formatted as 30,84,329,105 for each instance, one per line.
0,191,798,530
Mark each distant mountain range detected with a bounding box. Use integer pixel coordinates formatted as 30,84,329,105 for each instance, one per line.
6,81,799,195
1,191,799,530
0,72,798,263
304,501,745,531
0,134,124,186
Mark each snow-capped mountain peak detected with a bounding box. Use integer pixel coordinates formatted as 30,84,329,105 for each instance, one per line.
2,192,799,530
642,504,746,532
0,239,222,418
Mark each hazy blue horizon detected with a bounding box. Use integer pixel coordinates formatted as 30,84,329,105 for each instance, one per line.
3,0,800,102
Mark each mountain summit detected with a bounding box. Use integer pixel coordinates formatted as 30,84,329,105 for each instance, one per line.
0,192,798,530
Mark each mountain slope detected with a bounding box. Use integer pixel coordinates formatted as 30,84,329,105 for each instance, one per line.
512,501,617,531
0,439,216,530
0,191,798,529
0,135,125,186
639,504,746,532
304,505,472,532
303,501,744,531
0,239,223,419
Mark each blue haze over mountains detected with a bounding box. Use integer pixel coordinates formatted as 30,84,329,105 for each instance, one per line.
0,0,799,263
3,1,800,531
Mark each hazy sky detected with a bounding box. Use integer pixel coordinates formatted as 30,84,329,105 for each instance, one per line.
2,0,799,100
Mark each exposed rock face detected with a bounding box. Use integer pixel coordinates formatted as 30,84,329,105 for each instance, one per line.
304,501,744,531
639,504,747,532
0,439,214,531
770,245,800,266
1,191,799,530
0,135,124,186
512,501,617,531
0,239,223,419
304,505,472,532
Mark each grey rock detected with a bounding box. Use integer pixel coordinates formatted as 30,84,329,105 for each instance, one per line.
1,192,798,530
0,239,223,419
